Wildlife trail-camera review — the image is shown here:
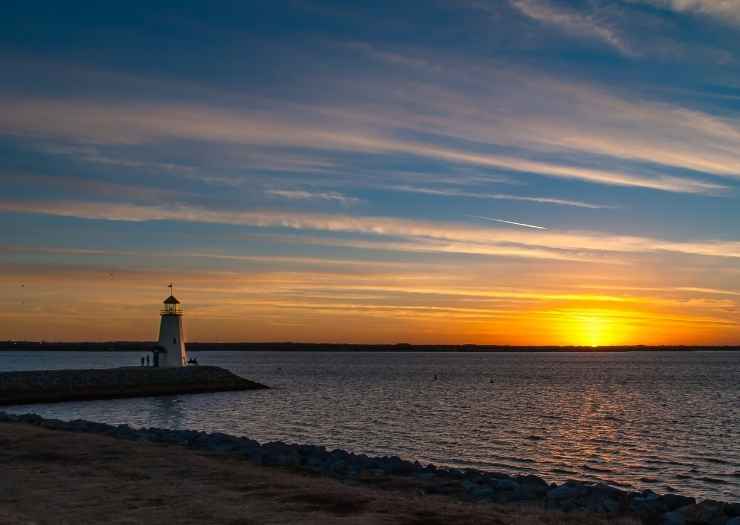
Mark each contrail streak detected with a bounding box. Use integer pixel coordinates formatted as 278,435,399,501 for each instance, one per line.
467,215,548,230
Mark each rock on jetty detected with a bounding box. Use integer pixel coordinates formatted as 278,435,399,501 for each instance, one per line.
0,412,736,524
0,366,267,405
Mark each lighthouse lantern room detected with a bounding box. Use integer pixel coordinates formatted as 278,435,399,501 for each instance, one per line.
156,284,188,367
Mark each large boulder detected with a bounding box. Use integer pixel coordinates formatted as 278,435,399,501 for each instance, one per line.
661,510,685,525
676,500,731,525
546,482,628,514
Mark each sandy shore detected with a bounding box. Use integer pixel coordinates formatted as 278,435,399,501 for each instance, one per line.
0,422,640,525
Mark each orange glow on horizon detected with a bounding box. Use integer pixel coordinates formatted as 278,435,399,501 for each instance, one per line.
1,265,738,346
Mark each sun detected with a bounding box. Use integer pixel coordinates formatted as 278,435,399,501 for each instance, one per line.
559,309,629,347
581,314,611,347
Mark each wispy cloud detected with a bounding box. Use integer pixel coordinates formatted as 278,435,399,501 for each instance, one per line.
344,41,442,72
266,189,360,206
0,244,407,270
8,34,740,200
399,142,726,194
509,0,636,56
0,92,731,195
573,283,740,296
2,249,734,311
0,172,194,203
468,215,548,230
39,144,194,173
2,200,740,261
639,0,740,26
386,185,614,209
0,66,740,194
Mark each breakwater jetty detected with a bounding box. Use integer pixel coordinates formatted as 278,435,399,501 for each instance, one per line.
1,413,737,524
0,366,267,405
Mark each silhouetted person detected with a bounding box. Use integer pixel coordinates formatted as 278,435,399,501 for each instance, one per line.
146,355,150,366
434,373,438,381
141,356,145,367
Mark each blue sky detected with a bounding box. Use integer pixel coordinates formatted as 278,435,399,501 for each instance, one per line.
1,1,739,344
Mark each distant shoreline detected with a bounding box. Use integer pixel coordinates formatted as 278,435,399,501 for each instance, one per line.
1,341,739,352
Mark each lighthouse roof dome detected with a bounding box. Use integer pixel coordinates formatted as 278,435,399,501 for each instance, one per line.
163,295,180,305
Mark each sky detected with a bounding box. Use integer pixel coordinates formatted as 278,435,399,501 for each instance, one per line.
1,0,740,345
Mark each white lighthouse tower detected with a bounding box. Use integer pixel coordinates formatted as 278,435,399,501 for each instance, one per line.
156,284,188,367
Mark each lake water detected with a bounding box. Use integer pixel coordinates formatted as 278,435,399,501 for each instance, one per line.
1,350,738,501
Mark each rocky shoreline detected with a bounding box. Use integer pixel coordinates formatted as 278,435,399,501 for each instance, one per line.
0,412,736,524
0,366,267,405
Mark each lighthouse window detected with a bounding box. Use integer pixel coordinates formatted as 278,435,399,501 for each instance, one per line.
173,338,177,344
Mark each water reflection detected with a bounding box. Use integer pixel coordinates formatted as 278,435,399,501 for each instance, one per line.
2,350,739,501
146,397,187,430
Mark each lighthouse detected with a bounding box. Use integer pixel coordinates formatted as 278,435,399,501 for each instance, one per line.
155,284,188,367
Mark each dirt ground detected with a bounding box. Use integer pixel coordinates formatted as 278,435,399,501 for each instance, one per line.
0,423,638,524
